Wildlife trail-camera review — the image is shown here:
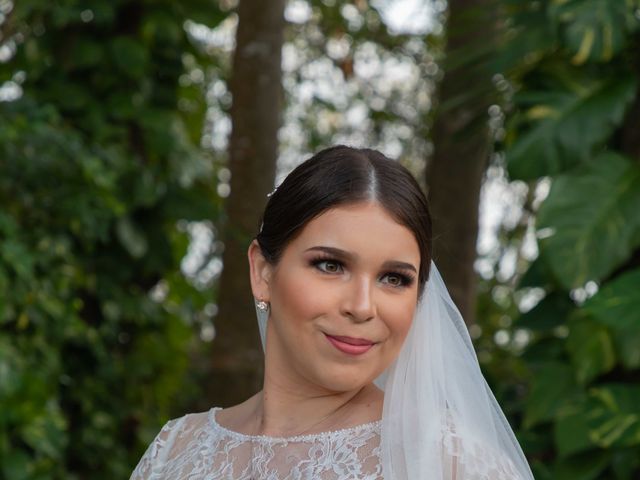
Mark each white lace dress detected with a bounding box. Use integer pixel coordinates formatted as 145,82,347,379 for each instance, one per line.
130,407,525,479
129,407,383,480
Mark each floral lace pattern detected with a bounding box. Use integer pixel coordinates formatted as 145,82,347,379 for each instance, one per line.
129,408,383,480
130,408,523,479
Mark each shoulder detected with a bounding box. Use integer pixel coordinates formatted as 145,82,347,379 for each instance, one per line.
213,392,262,434
129,409,215,480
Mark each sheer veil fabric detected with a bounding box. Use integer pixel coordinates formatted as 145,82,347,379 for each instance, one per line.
256,261,534,480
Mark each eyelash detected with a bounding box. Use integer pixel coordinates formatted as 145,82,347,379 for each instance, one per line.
309,256,415,288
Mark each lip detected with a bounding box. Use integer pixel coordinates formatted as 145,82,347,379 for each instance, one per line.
324,334,376,356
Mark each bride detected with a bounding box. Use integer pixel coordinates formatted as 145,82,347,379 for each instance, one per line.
130,146,534,479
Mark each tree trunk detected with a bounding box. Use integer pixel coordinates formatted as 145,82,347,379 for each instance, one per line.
620,36,640,162
209,0,285,407
426,0,495,324
611,37,640,280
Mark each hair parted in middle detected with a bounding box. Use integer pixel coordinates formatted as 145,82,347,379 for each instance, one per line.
255,145,433,290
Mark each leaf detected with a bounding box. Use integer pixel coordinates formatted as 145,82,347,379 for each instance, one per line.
549,0,633,64
555,398,597,457
584,269,640,368
506,74,637,180
584,269,640,331
46,80,93,112
493,0,557,73
0,340,22,397
522,336,566,364
611,326,640,370
517,291,575,331
70,38,105,69
116,216,148,259
566,317,615,385
553,449,610,480
611,448,640,480
537,152,640,288
184,0,229,28
20,403,68,458
110,37,149,79
1,448,31,480
0,240,35,279
517,255,558,290
524,362,580,428
587,384,640,448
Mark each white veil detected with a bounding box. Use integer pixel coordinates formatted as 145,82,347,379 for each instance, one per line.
256,261,534,479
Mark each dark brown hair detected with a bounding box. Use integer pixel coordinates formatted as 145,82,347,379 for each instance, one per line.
256,145,432,289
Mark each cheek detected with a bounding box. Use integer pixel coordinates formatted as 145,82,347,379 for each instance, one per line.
270,268,334,326
384,300,416,344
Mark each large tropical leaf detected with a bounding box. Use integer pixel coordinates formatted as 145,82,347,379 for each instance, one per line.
566,317,615,385
549,0,638,65
584,268,640,331
506,73,636,180
555,384,640,457
584,269,640,368
537,152,640,288
524,362,581,428
588,384,640,448
516,291,575,331
553,450,610,480
555,398,599,457
494,0,557,73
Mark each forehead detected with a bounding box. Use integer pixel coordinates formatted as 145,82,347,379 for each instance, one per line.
286,202,420,264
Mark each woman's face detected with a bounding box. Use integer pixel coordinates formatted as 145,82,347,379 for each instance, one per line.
250,201,421,394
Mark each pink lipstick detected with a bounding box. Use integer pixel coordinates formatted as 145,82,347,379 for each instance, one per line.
325,334,375,356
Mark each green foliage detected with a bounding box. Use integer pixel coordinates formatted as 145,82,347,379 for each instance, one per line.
523,362,580,428
566,317,616,385
549,0,638,65
0,1,225,478
506,72,636,180
537,152,640,288
584,270,640,369
482,0,640,477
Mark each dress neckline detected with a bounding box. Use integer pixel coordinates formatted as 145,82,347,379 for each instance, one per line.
208,407,381,443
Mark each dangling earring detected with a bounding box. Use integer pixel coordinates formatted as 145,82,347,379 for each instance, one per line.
255,299,269,350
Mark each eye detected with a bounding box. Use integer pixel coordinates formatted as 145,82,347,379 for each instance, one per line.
312,258,344,274
381,272,413,288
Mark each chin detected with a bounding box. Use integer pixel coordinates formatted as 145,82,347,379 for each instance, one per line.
315,366,380,393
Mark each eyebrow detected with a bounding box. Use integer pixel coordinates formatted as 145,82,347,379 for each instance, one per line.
304,246,418,273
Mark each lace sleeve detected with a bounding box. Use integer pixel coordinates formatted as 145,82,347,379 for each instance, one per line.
129,417,184,480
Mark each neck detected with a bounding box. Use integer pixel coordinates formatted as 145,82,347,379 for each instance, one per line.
237,322,384,437
251,375,381,437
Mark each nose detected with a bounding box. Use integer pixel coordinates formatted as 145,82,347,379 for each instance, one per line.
340,276,376,322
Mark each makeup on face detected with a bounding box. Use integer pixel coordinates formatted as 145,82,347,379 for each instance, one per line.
260,202,421,392
324,334,376,356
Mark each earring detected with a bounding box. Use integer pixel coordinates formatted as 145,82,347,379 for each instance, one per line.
255,298,270,348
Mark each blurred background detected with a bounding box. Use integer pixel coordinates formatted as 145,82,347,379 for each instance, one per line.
1,0,639,478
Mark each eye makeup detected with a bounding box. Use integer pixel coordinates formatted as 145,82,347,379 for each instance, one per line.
307,254,415,289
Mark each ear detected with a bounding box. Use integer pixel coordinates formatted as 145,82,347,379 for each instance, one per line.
248,240,273,302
